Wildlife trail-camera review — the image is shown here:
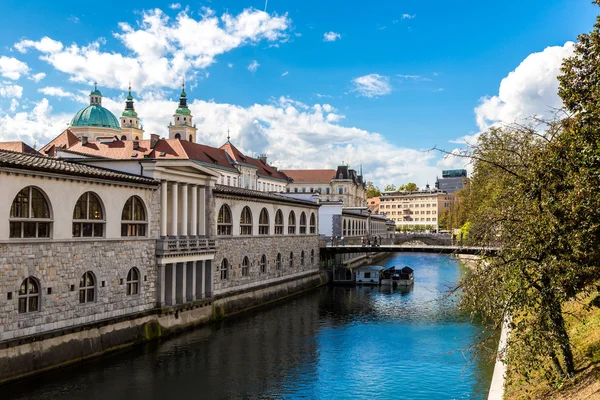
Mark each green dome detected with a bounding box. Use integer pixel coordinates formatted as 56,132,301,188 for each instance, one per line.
71,104,121,130
91,89,102,96
175,106,191,116
122,109,138,118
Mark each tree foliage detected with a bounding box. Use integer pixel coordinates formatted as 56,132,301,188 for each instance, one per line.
460,5,600,381
398,182,419,191
383,184,396,192
365,181,381,198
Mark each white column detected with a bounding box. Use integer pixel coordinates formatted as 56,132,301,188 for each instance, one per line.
190,185,198,236
158,263,166,306
200,260,206,298
190,261,197,301
198,187,206,235
181,183,188,236
160,181,168,237
170,182,178,236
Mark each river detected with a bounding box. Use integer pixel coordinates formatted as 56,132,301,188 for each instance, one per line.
3,253,494,399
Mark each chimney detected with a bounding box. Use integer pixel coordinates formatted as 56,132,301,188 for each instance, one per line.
133,140,139,150
150,133,159,149
81,136,88,146
258,154,267,164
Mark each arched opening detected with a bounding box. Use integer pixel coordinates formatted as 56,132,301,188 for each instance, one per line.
310,213,316,234
121,135,127,141
274,210,284,235
240,206,253,235
259,208,269,235
276,253,282,270
189,134,193,142
9,186,52,238
18,277,40,313
288,211,296,234
289,251,294,269
220,258,229,280
299,212,307,234
126,268,140,295
241,256,250,277
73,192,105,238
217,204,232,235
174,133,181,139
79,271,96,303
121,196,147,237
260,254,267,273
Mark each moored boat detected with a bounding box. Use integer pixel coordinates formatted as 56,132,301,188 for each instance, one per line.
381,266,414,287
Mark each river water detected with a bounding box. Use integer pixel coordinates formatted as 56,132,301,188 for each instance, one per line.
3,253,494,400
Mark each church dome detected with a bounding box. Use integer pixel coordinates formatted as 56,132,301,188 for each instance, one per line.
71,104,121,130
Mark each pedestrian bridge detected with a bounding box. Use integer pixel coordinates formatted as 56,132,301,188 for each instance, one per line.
320,244,498,257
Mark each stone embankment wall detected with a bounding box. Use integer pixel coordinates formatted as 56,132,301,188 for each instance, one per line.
0,270,327,384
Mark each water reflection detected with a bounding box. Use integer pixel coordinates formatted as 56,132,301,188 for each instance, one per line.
3,253,493,400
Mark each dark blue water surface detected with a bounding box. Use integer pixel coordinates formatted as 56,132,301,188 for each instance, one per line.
3,253,493,400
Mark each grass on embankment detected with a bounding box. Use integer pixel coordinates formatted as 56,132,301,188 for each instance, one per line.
504,293,600,399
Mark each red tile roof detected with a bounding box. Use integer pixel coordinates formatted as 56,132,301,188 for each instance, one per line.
280,169,336,183
40,129,80,156
220,141,288,181
0,141,40,155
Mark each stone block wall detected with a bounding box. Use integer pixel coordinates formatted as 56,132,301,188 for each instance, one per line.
213,235,320,295
0,239,157,341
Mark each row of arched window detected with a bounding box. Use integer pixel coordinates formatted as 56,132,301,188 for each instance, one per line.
217,205,317,236
14,268,141,314
219,249,315,280
342,219,368,237
9,186,147,239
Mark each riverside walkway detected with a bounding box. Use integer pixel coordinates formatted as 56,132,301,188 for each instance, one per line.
320,244,499,256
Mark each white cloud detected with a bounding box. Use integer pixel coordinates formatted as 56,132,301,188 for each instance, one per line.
475,42,575,130
351,74,391,98
9,99,18,112
227,63,234,68
169,3,181,9
68,15,80,23
0,56,30,80
397,74,432,82
38,86,86,102
323,31,341,42
0,83,23,98
401,14,415,19
0,94,442,187
247,60,260,73
281,71,289,76
28,72,46,82
0,98,72,145
13,7,291,90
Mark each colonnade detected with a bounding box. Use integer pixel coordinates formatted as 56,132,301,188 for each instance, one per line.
160,180,207,237
157,260,213,306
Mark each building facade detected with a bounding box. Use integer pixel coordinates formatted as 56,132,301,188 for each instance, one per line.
282,165,367,207
376,190,456,231
435,169,467,194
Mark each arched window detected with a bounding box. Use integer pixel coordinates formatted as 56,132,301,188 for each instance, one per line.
121,196,147,237
79,271,95,303
241,256,250,277
259,208,269,235
311,249,315,265
289,252,294,269
10,186,52,239
288,211,296,234
189,134,193,142
221,258,231,280
276,253,282,270
126,268,140,295
135,136,140,140
18,277,39,313
310,213,316,234
73,192,104,237
274,210,284,235
260,254,267,273
217,204,232,235
175,133,181,139
121,135,127,140
301,250,305,266
299,212,307,234
240,206,253,235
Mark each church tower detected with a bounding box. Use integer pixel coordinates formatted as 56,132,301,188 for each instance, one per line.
120,84,144,141
168,83,197,142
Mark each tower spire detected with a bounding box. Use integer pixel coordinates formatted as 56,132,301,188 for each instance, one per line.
227,127,230,142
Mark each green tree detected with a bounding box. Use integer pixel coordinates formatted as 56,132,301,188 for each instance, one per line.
397,182,418,191
365,181,381,198
383,184,396,192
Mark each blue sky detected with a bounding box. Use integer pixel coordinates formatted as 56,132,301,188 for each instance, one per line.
0,0,596,185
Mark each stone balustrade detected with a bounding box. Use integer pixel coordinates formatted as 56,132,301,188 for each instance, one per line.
156,236,217,255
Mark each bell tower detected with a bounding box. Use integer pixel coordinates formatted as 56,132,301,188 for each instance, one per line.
120,84,144,141
168,82,197,142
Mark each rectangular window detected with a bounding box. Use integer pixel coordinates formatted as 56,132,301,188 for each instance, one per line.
364,272,371,279
326,188,330,194
302,188,306,192
294,188,298,193
227,176,231,186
